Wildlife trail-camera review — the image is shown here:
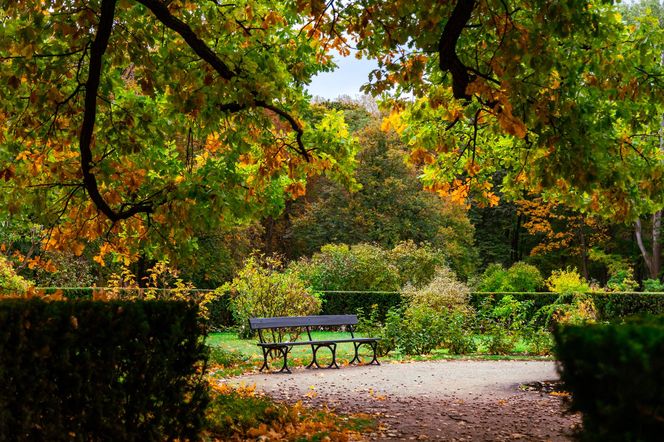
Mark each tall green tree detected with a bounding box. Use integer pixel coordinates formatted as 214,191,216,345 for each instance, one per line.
280,117,477,278
0,0,357,263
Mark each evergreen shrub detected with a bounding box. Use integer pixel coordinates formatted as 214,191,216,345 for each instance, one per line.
0,299,208,441
555,316,664,441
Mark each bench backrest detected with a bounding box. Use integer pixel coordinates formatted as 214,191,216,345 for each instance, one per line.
249,315,358,330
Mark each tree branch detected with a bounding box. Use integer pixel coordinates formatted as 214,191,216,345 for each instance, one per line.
438,0,476,100
79,0,153,222
137,0,310,160
135,0,236,80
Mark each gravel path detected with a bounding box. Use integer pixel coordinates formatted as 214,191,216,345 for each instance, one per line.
226,360,581,441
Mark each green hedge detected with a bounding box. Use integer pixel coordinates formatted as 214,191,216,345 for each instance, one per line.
0,299,209,441
319,291,404,320
555,316,664,441
30,289,664,329
472,292,664,322
592,292,664,320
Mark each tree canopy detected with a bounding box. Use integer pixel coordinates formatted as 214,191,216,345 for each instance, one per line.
0,0,357,262
1,0,663,264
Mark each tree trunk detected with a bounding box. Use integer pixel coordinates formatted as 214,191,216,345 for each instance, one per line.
635,213,662,280
578,226,589,280
510,213,521,263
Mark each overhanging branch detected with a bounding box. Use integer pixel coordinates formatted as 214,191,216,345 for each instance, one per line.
79,0,153,222
438,0,476,100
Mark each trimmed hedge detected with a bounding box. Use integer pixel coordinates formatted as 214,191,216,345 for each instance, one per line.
555,316,664,441
0,299,209,441
31,289,664,329
472,292,664,322
319,291,404,320
592,292,664,320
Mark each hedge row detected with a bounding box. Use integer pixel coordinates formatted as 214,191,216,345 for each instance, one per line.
555,315,664,440
34,288,664,328
0,299,208,441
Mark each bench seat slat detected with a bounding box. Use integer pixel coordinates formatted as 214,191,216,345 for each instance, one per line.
249,315,358,329
257,337,380,347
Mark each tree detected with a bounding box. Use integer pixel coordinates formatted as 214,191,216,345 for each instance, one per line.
624,0,664,281
282,118,478,278
516,197,609,280
0,1,357,263
303,0,663,216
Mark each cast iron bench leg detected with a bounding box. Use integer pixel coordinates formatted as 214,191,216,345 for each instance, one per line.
306,343,339,369
350,342,362,364
368,341,380,365
277,346,292,373
259,346,270,372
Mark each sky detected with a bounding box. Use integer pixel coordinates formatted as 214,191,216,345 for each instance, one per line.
306,53,378,100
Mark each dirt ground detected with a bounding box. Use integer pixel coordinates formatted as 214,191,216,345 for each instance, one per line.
226,360,581,441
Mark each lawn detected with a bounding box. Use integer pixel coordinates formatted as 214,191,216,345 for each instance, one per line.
206,331,553,377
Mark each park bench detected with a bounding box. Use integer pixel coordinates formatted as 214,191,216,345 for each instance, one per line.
249,314,380,373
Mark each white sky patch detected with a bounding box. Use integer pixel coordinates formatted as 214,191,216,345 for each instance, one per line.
307,51,379,100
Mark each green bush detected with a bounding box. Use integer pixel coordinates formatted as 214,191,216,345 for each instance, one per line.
397,268,475,355
441,309,477,354
0,299,208,441
388,241,445,288
477,262,543,292
546,267,589,294
505,262,544,292
402,267,472,313
356,305,401,356
476,263,507,292
606,268,639,292
292,243,401,291
643,279,664,292
473,292,664,323
0,255,32,295
224,255,321,338
555,316,664,441
477,295,533,354
396,305,448,355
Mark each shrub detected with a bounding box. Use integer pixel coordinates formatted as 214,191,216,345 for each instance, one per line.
356,305,401,356
396,305,448,355
643,279,664,292
0,255,32,296
606,268,639,292
224,254,321,338
555,316,664,441
442,309,477,354
292,243,401,291
0,299,208,440
388,240,445,288
592,292,664,320
402,267,472,313
535,294,597,330
396,268,475,355
477,295,533,354
477,262,543,292
476,263,508,292
546,267,589,294
505,262,544,292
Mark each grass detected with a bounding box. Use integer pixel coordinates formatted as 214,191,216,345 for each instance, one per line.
206,331,554,378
